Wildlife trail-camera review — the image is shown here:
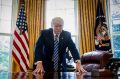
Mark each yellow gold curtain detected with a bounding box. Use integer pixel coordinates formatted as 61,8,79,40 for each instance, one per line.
12,0,45,72
78,0,106,54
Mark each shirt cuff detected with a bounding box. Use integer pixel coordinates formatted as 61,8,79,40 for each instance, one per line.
34,61,42,65
75,60,81,63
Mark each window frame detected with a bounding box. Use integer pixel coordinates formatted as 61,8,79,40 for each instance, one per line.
107,0,120,58
0,0,18,72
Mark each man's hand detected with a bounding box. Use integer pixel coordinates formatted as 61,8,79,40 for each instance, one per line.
33,62,45,74
75,62,87,73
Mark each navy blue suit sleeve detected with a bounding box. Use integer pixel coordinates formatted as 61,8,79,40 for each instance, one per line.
34,30,44,63
67,33,80,61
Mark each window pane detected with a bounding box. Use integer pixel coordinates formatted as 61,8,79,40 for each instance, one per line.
1,0,12,6
0,20,11,33
1,6,12,20
0,0,1,5
0,6,1,18
0,35,10,71
0,72,9,79
0,0,12,33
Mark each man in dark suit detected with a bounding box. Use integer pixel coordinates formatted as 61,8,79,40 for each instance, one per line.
33,17,86,73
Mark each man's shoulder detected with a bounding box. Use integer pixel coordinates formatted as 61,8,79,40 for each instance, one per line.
62,30,71,35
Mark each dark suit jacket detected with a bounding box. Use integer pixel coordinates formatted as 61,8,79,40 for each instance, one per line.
34,28,80,71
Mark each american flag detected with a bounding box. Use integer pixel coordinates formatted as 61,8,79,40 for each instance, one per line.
94,0,105,50
12,3,29,72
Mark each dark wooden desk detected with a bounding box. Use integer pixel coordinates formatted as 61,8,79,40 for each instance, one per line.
0,72,118,79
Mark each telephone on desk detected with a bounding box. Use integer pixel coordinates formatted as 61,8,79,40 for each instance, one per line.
105,58,120,75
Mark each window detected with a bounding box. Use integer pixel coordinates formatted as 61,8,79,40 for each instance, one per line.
0,0,18,72
45,0,79,49
0,0,12,72
107,0,120,58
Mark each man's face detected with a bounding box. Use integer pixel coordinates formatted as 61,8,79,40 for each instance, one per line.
52,23,63,34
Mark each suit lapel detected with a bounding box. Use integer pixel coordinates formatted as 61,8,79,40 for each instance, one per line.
49,28,54,51
59,31,64,51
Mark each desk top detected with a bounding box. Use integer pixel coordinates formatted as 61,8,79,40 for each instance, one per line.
0,72,118,79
